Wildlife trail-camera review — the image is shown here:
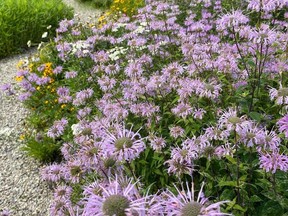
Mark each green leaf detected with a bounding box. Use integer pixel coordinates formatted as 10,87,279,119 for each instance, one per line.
233,204,246,212
218,180,238,187
225,155,237,165
249,112,262,122
154,169,163,176
226,198,246,212
260,200,283,216
239,175,247,182
220,189,235,200
250,195,262,202
247,59,256,67
139,160,148,165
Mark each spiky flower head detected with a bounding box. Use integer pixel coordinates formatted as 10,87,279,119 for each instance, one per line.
163,182,231,216
277,114,288,138
218,107,250,132
259,150,288,173
102,122,146,161
269,86,288,106
82,176,147,216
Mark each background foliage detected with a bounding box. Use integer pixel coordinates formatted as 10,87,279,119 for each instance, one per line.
76,0,113,8
0,0,73,59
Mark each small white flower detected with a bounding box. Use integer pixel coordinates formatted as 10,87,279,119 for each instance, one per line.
112,23,127,32
37,42,44,50
137,45,146,51
134,26,145,34
70,40,90,55
108,47,128,61
47,25,52,30
159,41,168,46
140,21,148,27
42,32,48,38
27,40,31,47
31,56,40,62
71,124,82,136
118,47,128,54
109,53,119,61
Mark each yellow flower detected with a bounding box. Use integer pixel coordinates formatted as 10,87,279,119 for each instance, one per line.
36,86,41,91
45,62,52,68
19,134,25,140
43,69,53,77
17,60,24,69
43,62,54,77
45,100,49,104
61,104,66,109
98,15,105,22
15,76,24,82
29,63,34,72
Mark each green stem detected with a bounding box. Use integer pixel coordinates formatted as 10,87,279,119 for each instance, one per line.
272,172,277,196
126,162,140,191
234,129,241,204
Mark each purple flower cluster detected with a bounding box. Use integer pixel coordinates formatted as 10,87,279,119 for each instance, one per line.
0,209,10,216
73,88,94,106
278,115,288,138
57,86,72,103
260,151,288,173
47,118,68,138
0,84,14,96
9,0,288,214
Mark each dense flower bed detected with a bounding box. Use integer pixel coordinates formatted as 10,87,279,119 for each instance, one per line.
2,0,288,215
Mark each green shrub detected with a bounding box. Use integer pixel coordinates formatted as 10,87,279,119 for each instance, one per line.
76,0,113,9
0,0,73,59
92,0,113,8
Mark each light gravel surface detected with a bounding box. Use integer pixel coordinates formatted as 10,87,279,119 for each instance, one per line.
0,1,102,215
62,0,104,23
0,49,51,216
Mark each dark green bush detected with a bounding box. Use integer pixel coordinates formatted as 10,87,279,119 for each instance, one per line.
92,0,113,8
76,0,113,9
0,0,74,59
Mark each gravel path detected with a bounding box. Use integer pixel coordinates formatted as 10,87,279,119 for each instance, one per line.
0,1,102,215
62,0,103,23
0,49,50,216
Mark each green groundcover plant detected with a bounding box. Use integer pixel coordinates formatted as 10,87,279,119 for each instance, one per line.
2,0,288,215
0,0,74,59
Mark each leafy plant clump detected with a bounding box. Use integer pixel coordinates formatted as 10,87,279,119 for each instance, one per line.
76,0,113,9
0,0,73,59
2,0,288,215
